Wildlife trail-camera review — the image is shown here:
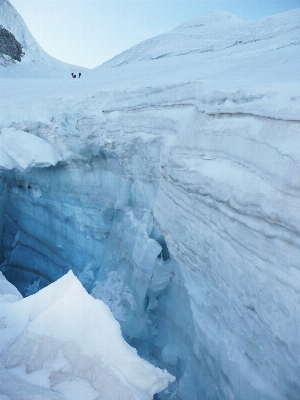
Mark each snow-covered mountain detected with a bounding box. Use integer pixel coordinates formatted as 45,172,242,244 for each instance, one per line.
101,11,245,67
100,8,300,78
0,2,300,400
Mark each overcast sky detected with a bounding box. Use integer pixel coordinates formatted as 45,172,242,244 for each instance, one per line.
9,0,300,69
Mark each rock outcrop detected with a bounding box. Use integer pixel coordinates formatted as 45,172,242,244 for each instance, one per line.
0,25,23,61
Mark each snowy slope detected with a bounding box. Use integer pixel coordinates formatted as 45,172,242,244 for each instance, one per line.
0,3,300,400
101,11,245,67
100,8,300,77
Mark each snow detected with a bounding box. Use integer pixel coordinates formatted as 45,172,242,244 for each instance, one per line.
0,2,300,399
0,271,174,399
0,128,62,171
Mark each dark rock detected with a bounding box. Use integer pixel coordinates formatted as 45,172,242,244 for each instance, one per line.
0,25,24,62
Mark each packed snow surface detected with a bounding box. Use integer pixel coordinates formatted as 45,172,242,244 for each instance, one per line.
0,3,300,400
0,271,174,399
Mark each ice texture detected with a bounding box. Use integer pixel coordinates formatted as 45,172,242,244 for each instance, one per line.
0,271,174,399
0,3,300,400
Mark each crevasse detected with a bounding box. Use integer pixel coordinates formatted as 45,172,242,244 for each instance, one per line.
1,3,300,399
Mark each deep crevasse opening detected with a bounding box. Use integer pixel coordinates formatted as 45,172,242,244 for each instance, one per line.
0,157,210,400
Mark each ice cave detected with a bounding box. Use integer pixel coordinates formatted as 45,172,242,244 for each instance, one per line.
0,0,300,398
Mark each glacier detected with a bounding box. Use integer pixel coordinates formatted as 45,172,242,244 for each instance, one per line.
1,1,300,399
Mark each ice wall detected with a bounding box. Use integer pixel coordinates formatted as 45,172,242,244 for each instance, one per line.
0,176,6,263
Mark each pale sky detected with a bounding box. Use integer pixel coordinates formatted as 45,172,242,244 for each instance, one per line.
9,0,300,69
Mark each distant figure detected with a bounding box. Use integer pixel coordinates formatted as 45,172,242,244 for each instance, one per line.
78,72,81,78
73,74,76,78
71,72,74,77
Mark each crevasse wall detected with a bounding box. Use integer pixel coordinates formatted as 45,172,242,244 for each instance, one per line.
1,82,300,400
0,176,7,263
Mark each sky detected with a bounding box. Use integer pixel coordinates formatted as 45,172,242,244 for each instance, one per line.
9,0,300,69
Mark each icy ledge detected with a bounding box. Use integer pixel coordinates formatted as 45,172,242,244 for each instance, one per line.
0,128,62,171
0,271,174,400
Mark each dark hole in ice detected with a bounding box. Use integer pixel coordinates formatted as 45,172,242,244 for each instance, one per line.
160,242,170,261
150,224,170,261
155,240,170,261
